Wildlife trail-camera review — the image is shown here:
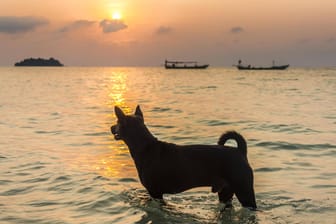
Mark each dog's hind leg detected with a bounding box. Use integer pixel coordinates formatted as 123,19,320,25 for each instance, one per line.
234,185,257,210
148,190,163,200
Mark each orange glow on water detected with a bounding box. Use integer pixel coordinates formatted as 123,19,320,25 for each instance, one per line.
94,145,136,178
108,71,128,110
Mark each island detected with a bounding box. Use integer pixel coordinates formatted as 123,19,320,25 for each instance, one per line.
14,57,64,66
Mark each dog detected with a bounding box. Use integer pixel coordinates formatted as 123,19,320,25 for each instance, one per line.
111,105,257,210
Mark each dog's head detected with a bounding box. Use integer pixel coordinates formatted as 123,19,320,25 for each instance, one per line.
111,105,144,141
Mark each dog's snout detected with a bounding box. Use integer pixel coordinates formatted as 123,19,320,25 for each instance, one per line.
111,125,117,134
111,124,121,140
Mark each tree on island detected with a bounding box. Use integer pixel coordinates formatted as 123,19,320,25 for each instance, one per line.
15,57,64,66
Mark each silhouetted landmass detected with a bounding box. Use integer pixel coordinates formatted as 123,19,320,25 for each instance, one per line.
15,57,64,66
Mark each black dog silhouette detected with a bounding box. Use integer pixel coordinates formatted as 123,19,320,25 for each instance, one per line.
111,105,257,210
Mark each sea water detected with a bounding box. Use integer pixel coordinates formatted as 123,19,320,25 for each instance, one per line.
0,67,335,223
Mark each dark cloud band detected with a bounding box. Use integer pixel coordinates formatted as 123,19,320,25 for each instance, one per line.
230,26,244,34
99,19,128,33
156,26,173,35
59,20,96,33
0,16,49,34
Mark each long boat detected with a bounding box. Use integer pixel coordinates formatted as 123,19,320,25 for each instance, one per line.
164,60,209,69
237,64,289,70
236,60,289,70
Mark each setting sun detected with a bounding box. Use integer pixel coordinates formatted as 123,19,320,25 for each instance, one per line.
112,11,122,20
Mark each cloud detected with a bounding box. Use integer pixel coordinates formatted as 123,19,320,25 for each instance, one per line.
59,20,96,33
297,38,311,44
0,16,48,34
230,26,244,34
155,26,173,35
326,37,335,43
99,19,127,33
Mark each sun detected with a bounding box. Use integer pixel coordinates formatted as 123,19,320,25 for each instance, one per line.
112,11,122,20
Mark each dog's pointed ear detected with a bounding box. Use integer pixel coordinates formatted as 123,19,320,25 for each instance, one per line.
115,106,126,121
135,105,143,119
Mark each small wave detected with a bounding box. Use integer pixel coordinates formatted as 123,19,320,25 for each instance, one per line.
84,132,108,136
12,162,48,172
151,107,172,112
16,172,30,176
93,175,111,181
20,125,34,129
1,186,33,196
255,167,282,173
77,187,94,193
256,123,320,134
35,130,63,135
259,195,335,223
170,135,194,141
121,188,214,223
68,142,95,147
311,184,336,189
53,175,72,183
118,178,138,183
22,177,50,184
48,175,76,193
121,187,150,204
315,172,336,180
285,88,299,91
200,119,233,127
199,85,217,89
324,115,336,120
28,200,60,207
85,106,99,110
79,194,118,210
0,180,13,185
25,165,45,171
284,161,313,167
1,215,44,224
255,141,336,151
149,124,175,129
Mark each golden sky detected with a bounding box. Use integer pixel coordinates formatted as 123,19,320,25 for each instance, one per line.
0,0,335,66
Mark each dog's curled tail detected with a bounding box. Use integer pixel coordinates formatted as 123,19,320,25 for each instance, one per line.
218,131,247,157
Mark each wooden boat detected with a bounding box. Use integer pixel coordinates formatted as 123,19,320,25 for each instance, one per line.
237,64,289,70
164,60,209,69
236,60,289,70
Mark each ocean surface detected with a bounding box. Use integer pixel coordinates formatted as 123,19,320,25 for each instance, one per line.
0,67,335,224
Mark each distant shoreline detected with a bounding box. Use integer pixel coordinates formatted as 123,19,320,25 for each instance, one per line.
14,57,64,67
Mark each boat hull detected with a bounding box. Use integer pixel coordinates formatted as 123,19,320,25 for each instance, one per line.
237,65,289,70
165,64,209,69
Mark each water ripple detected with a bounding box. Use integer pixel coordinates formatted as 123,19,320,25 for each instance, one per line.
151,107,173,112
254,123,320,134
1,186,33,196
22,177,50,184
84,132,108,136
200,119,233,126
28,200,60,207
255,167,282,173
255,141,336,151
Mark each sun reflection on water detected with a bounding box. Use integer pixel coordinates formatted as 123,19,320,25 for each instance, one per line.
94,69,137,179
108,70,132,113
92,140,136,179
